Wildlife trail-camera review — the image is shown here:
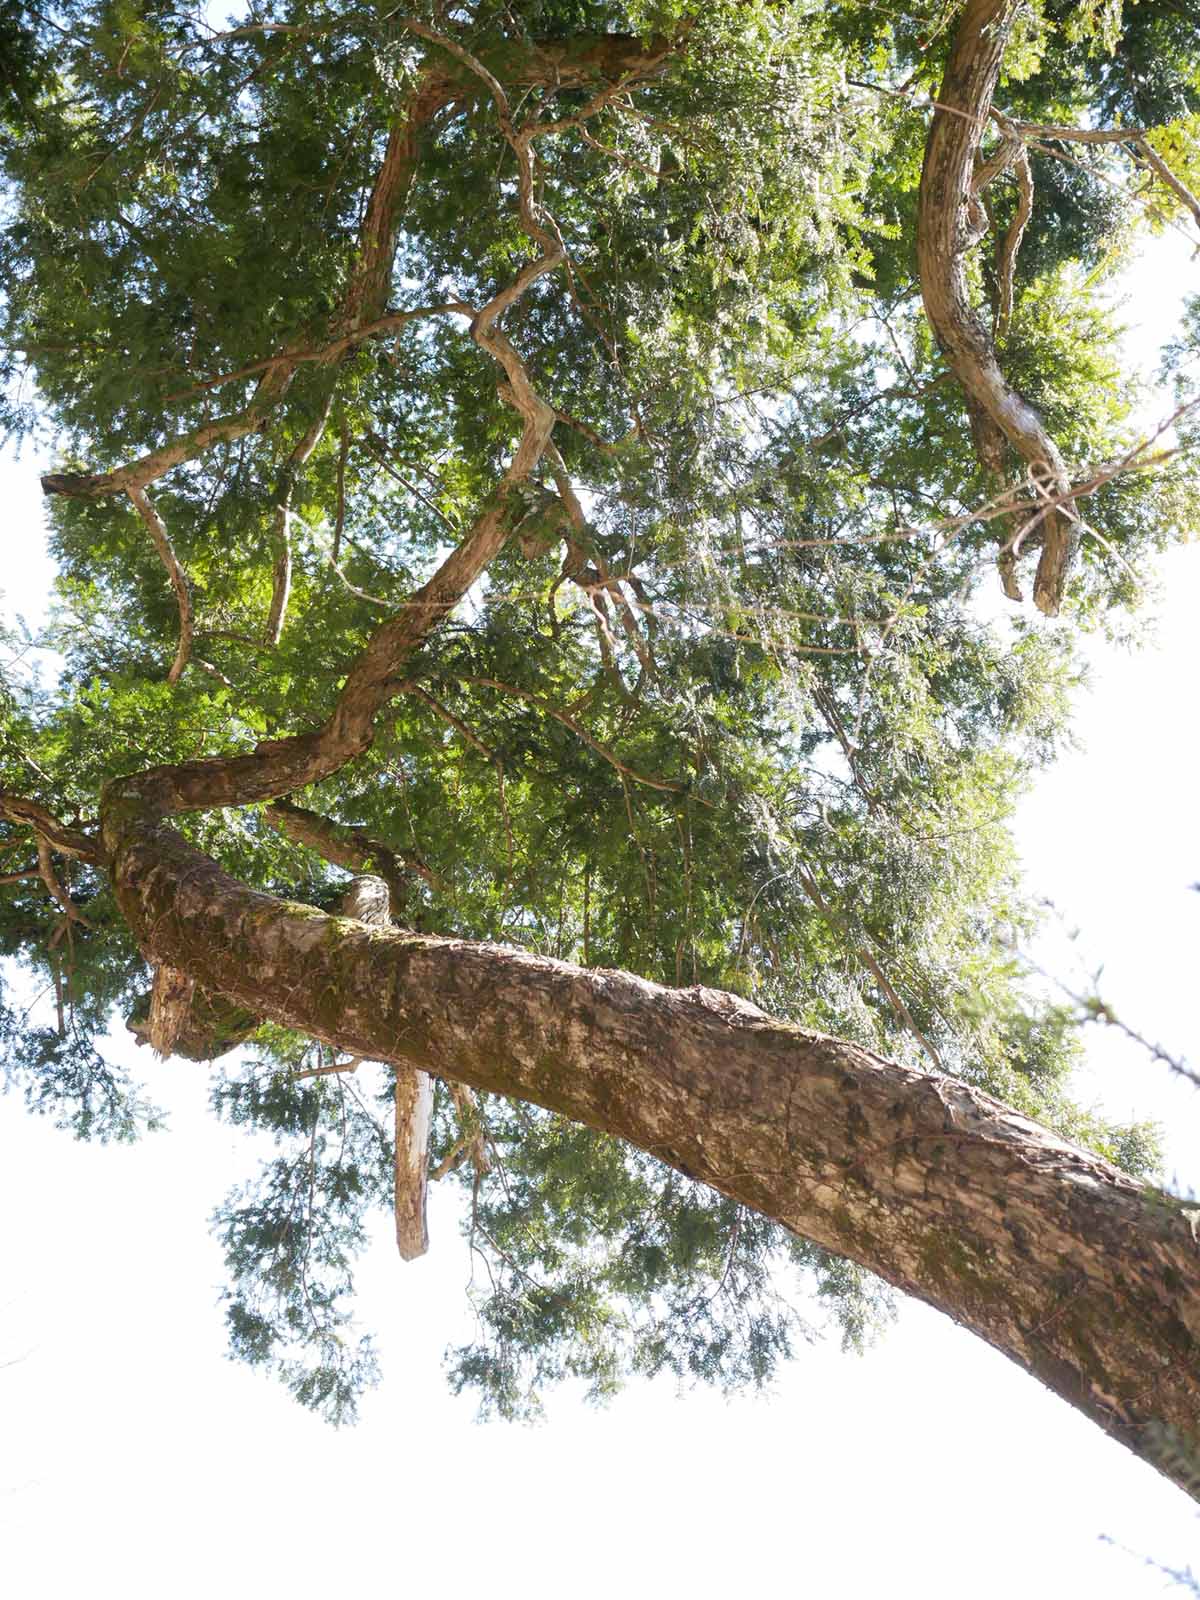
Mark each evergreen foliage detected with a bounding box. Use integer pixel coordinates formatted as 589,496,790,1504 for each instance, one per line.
0,0,1195,1423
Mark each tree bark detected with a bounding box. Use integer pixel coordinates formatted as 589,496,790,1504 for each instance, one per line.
100,795,1200,1500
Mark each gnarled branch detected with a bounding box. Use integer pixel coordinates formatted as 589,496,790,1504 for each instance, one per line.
917,0,1078,614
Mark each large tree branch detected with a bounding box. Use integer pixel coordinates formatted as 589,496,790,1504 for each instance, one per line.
917,0,1079,615
98,810,1200,1499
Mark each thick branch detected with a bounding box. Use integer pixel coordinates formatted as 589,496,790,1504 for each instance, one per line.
100,812,1200,1500
917,0,1078,614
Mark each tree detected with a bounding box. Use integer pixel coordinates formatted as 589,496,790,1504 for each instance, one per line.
2,0,1199,1498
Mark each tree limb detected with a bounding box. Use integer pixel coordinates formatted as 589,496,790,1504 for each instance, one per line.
35,836,93,929
98,811,1200,1501
917,0,1079,614
0,791,99,862
264,798,442,909
265,393,334,645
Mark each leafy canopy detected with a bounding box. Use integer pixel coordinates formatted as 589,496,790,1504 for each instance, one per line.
1,0,1197,1421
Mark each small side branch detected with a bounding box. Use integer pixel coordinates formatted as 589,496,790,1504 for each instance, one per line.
995,143,1033,339
264,798,441,911
462,674,684,793
265,394,334,645
0,791,98,862
35,835,94,929
127,486,193,683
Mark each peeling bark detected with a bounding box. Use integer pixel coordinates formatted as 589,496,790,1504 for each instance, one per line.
128,980,257,1062
918,0,1079,614
394,1064,434,1261
99,801,1200,1499
145,963,196,1059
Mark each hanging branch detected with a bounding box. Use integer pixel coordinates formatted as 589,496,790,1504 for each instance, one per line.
265,393,334,645
918,0,1080,615
127,485,194,683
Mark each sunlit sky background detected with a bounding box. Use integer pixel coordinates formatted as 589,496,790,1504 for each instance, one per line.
2,218,1198,1595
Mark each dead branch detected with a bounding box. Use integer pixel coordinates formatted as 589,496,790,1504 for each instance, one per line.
265,393,334,645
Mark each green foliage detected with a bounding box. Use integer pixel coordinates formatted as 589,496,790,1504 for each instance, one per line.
1,0,1195,1423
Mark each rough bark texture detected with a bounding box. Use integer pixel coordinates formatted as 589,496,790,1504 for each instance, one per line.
100,799,1200,1499
918,0,1079,614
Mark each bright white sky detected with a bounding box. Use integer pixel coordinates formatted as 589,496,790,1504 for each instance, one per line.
1,232,1198,1592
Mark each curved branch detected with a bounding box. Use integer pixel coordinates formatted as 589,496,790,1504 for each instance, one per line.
264,798,442,907
105,172,561,818
917,0,1078,615
43,364,293,502
40,32,676,506
0,791,99,862
35,835,93,928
